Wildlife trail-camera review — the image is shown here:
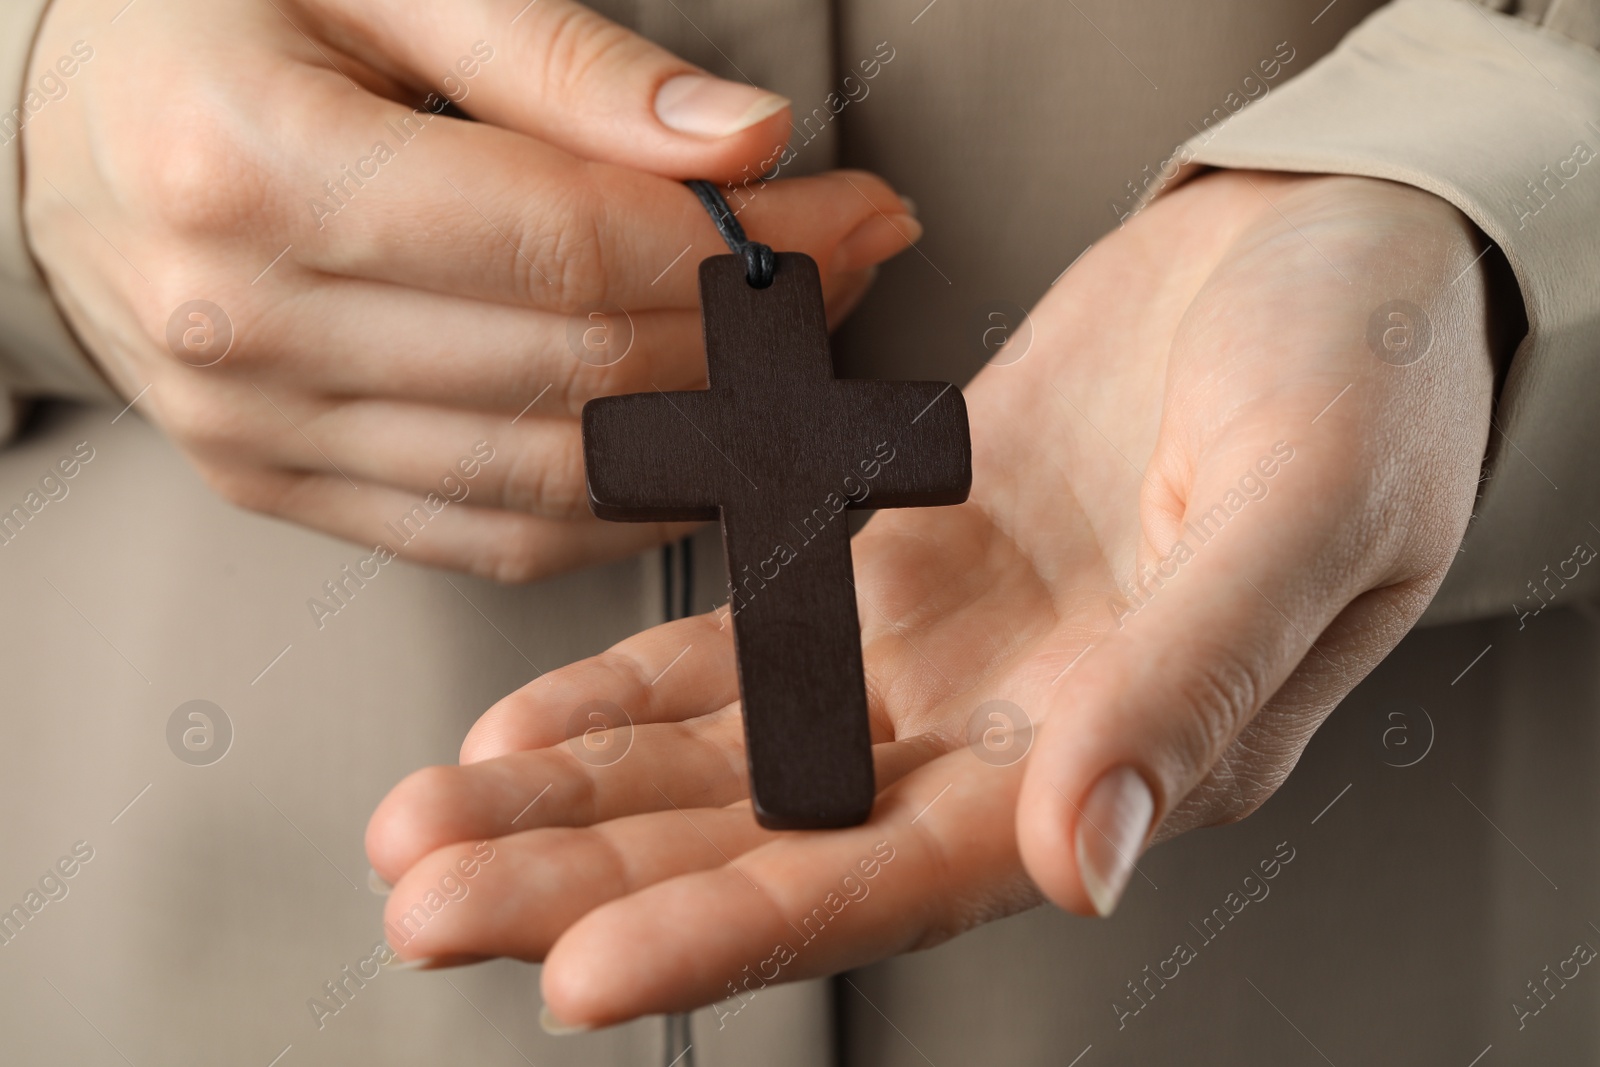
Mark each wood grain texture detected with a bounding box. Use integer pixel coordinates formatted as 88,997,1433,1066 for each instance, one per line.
582,252,971,829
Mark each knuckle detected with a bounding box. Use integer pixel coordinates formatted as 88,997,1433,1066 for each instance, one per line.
474,158,611,314
190,460,281,514
143,280,254,371
901,816,1043,952
485,557,536,585
498,433,587,519
488,553,547,586
159,379,243,452
1208,760,1281,826
551,328,596,413
549,760,600,825
130,108,270,237
478,527,554,585
540,178,608,312
1171,646,1265,769
1172,745,1291,831
529,7,638,95
392,764,466,816
1162,684,1324,835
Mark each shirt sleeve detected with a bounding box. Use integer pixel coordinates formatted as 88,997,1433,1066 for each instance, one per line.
0,0,115,409
1177,0,1600,625
1486,0,1600,49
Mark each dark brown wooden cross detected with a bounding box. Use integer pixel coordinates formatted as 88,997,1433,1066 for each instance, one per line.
582,252,970,829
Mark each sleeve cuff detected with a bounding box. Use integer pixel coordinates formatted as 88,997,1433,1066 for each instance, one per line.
1179,0,1600,624
0,0,115,404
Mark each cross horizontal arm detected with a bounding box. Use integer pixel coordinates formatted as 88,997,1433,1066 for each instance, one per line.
582,391,727,521
832,380,972,509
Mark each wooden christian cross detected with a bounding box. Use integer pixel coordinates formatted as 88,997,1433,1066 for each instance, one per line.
582,251,970,829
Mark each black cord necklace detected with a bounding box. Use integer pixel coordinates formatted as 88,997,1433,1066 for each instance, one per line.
684,179,776,288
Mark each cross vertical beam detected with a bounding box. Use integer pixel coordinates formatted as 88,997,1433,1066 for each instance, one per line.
583,252,970,828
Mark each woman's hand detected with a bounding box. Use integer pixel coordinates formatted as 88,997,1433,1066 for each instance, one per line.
365,170,1501,1025
22,0,915,579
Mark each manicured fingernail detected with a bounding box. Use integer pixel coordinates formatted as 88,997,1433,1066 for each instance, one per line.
899,194,918,216
367,868,392,895
540,1004,592,1036
383,955,439,971
831,214,923,275
1074,766,1154,917
655,74,789,137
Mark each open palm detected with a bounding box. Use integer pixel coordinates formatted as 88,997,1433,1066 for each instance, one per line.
366,170,1500,1027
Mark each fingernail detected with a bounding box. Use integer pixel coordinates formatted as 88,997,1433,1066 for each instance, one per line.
655,74,789,138
899,194,918,217
1074,766,1154,918
831,214,923,275
540,1004,593,1036
383,955,440,971
367,868,392,896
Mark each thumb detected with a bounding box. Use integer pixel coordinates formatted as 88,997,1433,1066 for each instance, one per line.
322,0,792,180
1016,437,1403,918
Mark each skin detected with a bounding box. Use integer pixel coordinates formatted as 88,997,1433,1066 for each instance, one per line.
22,0,917,580
366,168,1504,1027
22,0,1507,1033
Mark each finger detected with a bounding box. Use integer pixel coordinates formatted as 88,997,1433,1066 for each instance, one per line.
244,278,707,413
373,694,950,900
290,95,915,312
194,266,875,411
1015,433,1411,919
192,460,689,582
366,707,748,884
538,754,1034,1026
320,0,794,180
172,385,595,519
380,808,775,964
170,358,844,522
462,612,738,762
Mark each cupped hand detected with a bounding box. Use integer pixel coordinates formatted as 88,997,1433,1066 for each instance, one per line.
23,0,914,579
365,170,1502,1025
